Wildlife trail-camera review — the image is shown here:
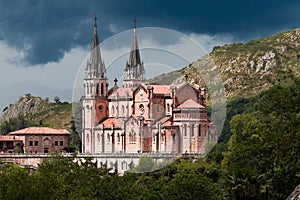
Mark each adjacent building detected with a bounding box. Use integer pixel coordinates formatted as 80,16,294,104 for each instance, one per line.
9,127,70,154
0,135,23,153
82,17,217,155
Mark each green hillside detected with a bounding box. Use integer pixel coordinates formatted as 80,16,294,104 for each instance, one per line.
150,28,300,100
0,95,72,133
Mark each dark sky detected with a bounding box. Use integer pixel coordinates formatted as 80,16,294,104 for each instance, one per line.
0,0,299,65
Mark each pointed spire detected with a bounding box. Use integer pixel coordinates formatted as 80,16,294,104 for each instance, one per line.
123,17,145,88
92,14,99,49
85,14,106,79
129,16,142,67
134,16,137,29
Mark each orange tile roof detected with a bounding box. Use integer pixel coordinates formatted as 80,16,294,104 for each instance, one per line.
176,99,205,109
160,116,173,126
9,127,70,135
109,88,132,98
0,135,23,141
98,118,124,128
148,84,171,95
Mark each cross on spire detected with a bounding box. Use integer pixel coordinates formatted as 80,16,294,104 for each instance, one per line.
184,74,189,81
94,13,98,27
134,16,136,29
85,13,106,79
114,78,118,86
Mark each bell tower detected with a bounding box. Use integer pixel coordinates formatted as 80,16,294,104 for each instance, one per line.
82,15,108,154
123,17,145,88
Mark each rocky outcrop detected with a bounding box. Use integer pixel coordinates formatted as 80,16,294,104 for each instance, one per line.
150,28,300,100
0,96,48,123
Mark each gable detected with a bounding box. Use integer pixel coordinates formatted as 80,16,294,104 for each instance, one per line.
175,83,199,105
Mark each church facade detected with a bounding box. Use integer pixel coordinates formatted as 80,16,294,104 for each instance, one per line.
82,17,217,155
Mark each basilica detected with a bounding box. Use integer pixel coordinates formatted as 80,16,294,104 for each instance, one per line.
82,17,217,155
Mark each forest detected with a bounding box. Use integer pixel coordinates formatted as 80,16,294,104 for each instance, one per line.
0,77,299,200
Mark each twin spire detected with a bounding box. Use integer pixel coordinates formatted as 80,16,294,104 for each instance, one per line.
85,14,105,79
128,16,142,68
85,15,145,86
123,16,145,87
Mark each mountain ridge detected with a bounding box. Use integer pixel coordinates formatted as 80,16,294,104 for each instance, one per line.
1,27,300,133
150,28,300,100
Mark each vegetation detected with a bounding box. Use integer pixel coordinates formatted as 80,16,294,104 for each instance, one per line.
1,28,300,198
0,77,298,199
0,95,80,151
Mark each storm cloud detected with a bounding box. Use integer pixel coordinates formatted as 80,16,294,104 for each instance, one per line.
0,0,299,65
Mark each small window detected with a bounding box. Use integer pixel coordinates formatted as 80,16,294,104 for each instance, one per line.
139,104,144,114
191,124,194,137
198,125,201,137
55,141,58,146
98,105,103,112
101,83,104,95
140,93,143,101
29,141,33,146
44,148,49,154
184,124,187,137
134,132,136,143
96,83,99,95
167,103,170,113
122,105,125,115
35,141,39,146
60,141,64,146
117,133,120,143
112,106,115,115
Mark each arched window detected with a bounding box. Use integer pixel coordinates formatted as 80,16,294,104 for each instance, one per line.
122,105,125,115
184,124,187,136
107,133,110,142
98,105,103,112
134,132,136,143
89,83,93,95
191,124,195,137
112,106,115,115
198,124,201,137
96,83,99,95
117,133,120,143
100,83,104,95
129,133,132,143
85,83,89,95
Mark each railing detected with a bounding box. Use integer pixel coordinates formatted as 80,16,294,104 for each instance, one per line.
0,152,204,158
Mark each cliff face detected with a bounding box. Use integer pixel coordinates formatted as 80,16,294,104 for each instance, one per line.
150,28,300,100
0,95,72,131
0,96,48,123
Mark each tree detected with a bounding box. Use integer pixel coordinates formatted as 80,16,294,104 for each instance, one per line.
25,93,31,98
221,78,300,199
53,96,61,104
